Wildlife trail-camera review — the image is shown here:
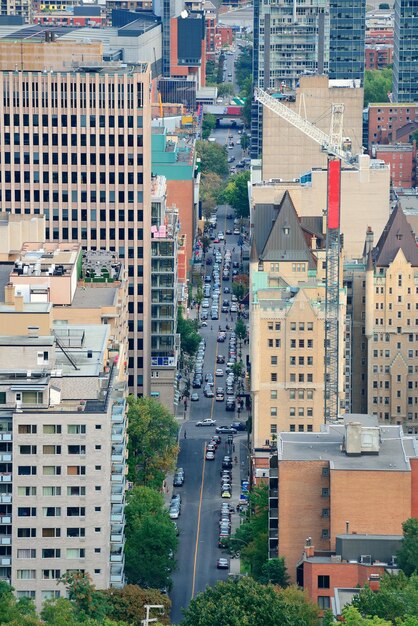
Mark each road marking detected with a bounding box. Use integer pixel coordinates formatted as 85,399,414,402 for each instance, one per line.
191,442,206,599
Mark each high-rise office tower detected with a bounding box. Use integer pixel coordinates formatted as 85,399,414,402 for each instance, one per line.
393,0,418,102
0,61,151,396
329,0,366,81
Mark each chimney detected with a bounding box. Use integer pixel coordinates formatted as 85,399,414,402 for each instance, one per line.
311,235,317,250
304,537,314,558
14,292,24,312
4,283,15,305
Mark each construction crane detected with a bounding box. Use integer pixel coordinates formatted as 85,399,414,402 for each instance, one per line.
254,87,351,423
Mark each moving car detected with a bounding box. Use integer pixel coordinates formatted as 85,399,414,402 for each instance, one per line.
233,227,240,235
206,450,215,461
215,368,224,377
217,355,225,364
216,426,237,434
204,386,214,398
191,392,199,402
196,418,216,427
221,490,231,499
231,421,247,431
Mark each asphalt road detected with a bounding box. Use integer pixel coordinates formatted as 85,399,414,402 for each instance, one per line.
170,205,246,624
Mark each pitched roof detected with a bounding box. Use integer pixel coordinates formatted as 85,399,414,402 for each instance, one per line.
254,191,316,268
373,203,418,267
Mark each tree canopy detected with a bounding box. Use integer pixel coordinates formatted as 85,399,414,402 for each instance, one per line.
127,396,179,488
177,306,201,357
202,113,216,140
235,46,253,91
364,68,393,106
124,489,178,589
217,83,235,97
196,140,229,177
180,577,320,626
397,518,418,576
351,572,418,624
219,171,251,218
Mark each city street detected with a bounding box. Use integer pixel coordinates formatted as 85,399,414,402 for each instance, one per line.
169,205,249,624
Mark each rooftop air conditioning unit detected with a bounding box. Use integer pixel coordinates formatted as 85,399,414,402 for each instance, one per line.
360,555,372,565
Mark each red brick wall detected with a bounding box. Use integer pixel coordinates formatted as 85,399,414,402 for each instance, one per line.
368,104,418,146
374,148,414,187
166,179,194,271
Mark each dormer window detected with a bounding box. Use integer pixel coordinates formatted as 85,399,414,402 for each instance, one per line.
283,226,290,235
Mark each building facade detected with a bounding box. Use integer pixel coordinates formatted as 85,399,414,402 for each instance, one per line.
329,0,366,81
0,62,152,396
373,144,415,188
268,416,418,579
393,0,418,102
367,103,418,148
0,293,128,608
250,192,346,450
365,205,418,432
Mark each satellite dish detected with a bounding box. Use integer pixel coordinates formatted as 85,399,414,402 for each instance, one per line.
180,9,188,18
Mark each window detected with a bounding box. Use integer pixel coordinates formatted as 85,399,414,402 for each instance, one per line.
18,425,37,434
67,548,85,559
43,445,61,455
318,596,330,610
271,356,277,365
18,507,36,517
37,351,49,365
17,487,36,496
42,528,61,538
67,528,86,538
17,549,36,559
21,391,43,404
43,466,61,476
67,507,85,517
321,529,329,539
322,508,329,518
18,466,36,475
19,445,37,455
271,407,277,417
17,570,36,580
43,507,61,517
42,549,61,559
42,487,61,496
270,424,277,434
43,425,62,434
17,591,36,599
68,425,86,435
17,528,36,538
67,466,86,475
67,486,86,496
42,570,61,580
68,445,86,455
271,390,277,399
42,591,60,600
271,373,277,382
322,488,329,497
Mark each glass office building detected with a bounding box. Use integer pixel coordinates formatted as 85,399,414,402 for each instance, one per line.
393,0,418,102
329,0,366,81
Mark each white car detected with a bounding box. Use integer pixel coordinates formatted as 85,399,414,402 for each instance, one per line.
206,450,215,460
230,304,238,313
215,368,224,377
196,418,216,427
202,299,210,309
218,232,225,240
233,228,240,235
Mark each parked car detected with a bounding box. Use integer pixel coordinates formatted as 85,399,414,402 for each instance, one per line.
216,426,237,434
196,418,216,427
217,557,229,569
206,450,215,461
231,421,247,431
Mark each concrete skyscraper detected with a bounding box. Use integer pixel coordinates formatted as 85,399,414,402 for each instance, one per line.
0,56,152,396
393,0,418,102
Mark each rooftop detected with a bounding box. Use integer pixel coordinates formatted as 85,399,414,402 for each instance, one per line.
278,419,417,471
0,302,52,314
71,286,118,308
10,242,80,279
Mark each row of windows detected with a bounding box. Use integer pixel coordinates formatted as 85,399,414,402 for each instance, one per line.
1,189,144,204
18,424,89,434
267,321,314,331
17,465,102,475
46,209,143,222
17,548,86,559
17,567,102,579
373,364,418,374
18,506,100,516
19,445,88,454
269,389,315,400
4,113,141,128
3,132,142,149
17,527,102,538
375,318,418,326
2,170,143,185
17,486,98,496
1,151,143,167
269,406,314,417
271,373,314,383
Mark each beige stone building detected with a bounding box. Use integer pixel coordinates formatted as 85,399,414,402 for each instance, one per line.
250,192,347,450
364,205,418,433
261,75,364,182
251,155,391,259
0,213,45,262
0,60,152,396
0,40,103,73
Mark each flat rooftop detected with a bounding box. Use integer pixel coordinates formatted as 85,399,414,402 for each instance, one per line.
71,286,118,308
278,423,416,471
0,302,52,314
53,324,109,377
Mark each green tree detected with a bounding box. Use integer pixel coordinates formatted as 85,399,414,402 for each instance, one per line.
125,508,177,590
102,585,171,626
240,134,250,151
398,518,418,576
232,274,249,302
342,606,392,626
351,572,418,623
364,68,393,106
202,113,216,140
196,141,229,177
127,397,179,488
0,581,42,626
235,317,247,342
217,53,225,84
200,235,211,255
219,171,251,218
58,572,108,622
200,172,224,215
235,46,253,90
177,306,201,356
259,558,290,587
223,485,268,579
217,83,235,97
180,577,320,626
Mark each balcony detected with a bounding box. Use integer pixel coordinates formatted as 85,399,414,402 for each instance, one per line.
0,495,12,504
111,447,125,463
111,428,125,443
0,474,11,483
0,454,11,462
111,506,124,523
0,433,12,442
0,537,11,545
110,552,124,563
0,557,11,566
111,401,126,423
0,516,11,524
111,491,124,504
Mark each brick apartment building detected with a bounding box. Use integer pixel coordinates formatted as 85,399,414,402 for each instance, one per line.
268,416,418,581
